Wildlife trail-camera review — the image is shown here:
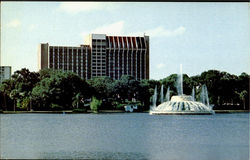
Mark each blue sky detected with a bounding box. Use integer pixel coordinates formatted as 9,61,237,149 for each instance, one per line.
1,2,249,80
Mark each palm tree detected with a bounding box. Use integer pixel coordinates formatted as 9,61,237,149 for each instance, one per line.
236,90,248,110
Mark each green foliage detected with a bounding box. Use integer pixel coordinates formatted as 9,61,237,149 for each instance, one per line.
1,67,249,111
12,68,39,98
87,76,113,99
38,68,55,79
0,68,39,111
50,103,63,111
161,74,178,95
15,98,29,111
112,75,141,103
72,93,84,108
238,90,248,100
137,79,151,110
235,90,248,109
112,101,125,110
90,97,102,113
21,97,30,109
197,70,249,108
32,70,91,110
115,103,125,110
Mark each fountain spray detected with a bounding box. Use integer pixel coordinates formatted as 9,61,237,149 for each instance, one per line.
160,84,164,103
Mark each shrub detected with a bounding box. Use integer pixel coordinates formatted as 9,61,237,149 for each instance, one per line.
115,103,126,110
21,97,30,109
73,108,87,113
111,101,123,110
16,98,30,111
50,103,63,111
90,97,102,113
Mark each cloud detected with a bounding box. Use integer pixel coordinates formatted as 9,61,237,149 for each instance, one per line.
144,26,186,38
58,2,117,14
6,19,21,28
81,21,125,37
81,21,186,40
156,63,166,69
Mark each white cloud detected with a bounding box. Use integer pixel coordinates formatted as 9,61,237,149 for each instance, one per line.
58,2,116,14
6,19,21,28
144,26,186,38
81,21,125,37
156,63,166,69
81,21,186,40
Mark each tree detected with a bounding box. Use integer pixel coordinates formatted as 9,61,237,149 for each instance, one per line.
199,70,223,105
0,79,15,110
113,75,140,103
137,79,151,110
235,72,249,109
219,72,238,105
87,76,113,100
32,70,91,110
161,74,178,95
182,74,193,95
0,68,39,111
146,79,161,105
38,68,55,80
235,90,248,110
72,92,84,109
11,68,39,110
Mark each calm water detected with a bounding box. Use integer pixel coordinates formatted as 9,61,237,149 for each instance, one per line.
0,113,249,160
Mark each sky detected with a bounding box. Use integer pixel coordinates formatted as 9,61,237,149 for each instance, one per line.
1,2,249,80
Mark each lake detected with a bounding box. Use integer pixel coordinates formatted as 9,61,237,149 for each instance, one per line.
0,113,249,159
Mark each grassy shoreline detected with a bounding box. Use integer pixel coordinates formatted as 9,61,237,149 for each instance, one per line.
1,110,125,114
1,110,249,114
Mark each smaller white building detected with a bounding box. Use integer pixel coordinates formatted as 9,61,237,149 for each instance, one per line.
0,66,11,84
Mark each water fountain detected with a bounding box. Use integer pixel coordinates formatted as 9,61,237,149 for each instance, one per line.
192,87,195,101
165,87,170,102
151,86,158,110
160,84,164,103
150,65,214,115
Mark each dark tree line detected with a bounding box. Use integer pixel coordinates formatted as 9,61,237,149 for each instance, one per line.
0,68,249,111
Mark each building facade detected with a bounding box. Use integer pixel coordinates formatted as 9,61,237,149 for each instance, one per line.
38,43,91,79
38,34,149,80
0,66,11,84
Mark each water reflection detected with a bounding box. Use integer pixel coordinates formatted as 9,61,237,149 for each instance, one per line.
1,113,249,159
39,151,150,159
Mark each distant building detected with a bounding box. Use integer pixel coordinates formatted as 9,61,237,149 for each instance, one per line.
38,34,149,80
0,66,11,83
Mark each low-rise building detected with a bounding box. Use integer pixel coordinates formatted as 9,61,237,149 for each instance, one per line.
0,66,11,84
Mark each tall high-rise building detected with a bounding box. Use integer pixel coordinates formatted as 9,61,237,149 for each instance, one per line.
38,34,149,80
0,66,11,83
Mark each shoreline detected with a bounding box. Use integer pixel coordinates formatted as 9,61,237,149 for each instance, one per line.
213,110,250,113
1,110,125,114
0,110,249,114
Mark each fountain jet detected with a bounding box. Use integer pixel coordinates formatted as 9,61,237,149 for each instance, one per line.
150,64,214,115
165,86,170,102
200,84,210,106
151,85,158,110
192,87,195,101
160,84,164,103
176,64,183,95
